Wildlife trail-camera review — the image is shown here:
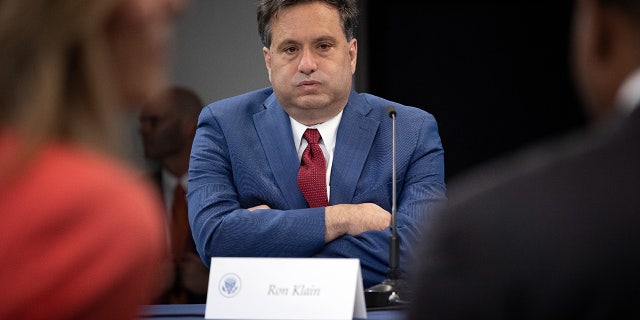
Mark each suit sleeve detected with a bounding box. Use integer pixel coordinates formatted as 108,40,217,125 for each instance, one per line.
187,106,326,267
313,112,447,288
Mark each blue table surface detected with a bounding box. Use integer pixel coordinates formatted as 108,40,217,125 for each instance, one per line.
139,304,406,320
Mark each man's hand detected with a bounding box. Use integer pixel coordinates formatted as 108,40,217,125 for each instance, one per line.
248,204,271,211
324,203,391,242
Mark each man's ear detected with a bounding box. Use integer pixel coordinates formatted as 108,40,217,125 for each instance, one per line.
576,0,613,66
349,38,357,74
263,47,272,82
592,1,617,64
572,0,637,120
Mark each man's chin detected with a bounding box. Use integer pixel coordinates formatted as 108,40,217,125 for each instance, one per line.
294,95,329,110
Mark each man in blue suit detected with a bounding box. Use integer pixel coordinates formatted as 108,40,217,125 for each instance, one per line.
188,0,446,288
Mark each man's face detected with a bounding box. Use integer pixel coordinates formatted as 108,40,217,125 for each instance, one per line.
138,97,183,160
262,2,357,125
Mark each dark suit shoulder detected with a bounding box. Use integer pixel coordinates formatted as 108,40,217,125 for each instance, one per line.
442,112,640,228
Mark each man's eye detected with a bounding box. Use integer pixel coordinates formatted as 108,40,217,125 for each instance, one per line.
319,43,331,50
283,47,297,54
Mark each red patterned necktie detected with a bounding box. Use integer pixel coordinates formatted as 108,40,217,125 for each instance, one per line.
171,184,190,259
298,129,329,207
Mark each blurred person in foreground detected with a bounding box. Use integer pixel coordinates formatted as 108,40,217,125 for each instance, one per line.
408,0,640,318
188,0,446,288
139,86,208,304
0,0,185,318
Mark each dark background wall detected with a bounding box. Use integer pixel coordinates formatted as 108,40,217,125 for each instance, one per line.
163,1,587,183
365,1,586,181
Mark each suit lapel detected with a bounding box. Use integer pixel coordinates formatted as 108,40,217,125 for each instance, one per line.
254,95,308,208
330,93,379,204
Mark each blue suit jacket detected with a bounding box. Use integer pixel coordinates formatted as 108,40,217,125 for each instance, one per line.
188,87,446,288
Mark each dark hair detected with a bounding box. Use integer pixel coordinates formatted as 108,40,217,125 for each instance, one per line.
256,0,358,48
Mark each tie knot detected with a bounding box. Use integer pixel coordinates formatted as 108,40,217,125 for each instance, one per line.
303,128,321,145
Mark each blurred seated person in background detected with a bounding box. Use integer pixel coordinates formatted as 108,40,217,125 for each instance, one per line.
139,86,208,303
408,0,640,318
188,0,446,289
0,0,185,318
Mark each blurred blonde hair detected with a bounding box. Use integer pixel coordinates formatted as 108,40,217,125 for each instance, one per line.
0,0,125,178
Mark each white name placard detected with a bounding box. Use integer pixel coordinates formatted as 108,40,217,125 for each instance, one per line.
205,257,366,320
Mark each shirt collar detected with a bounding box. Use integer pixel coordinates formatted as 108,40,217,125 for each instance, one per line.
161,168,188,192
615,67,640,115
290,110,343,153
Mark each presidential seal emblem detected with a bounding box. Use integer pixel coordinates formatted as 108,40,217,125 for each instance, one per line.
219,273,241,298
